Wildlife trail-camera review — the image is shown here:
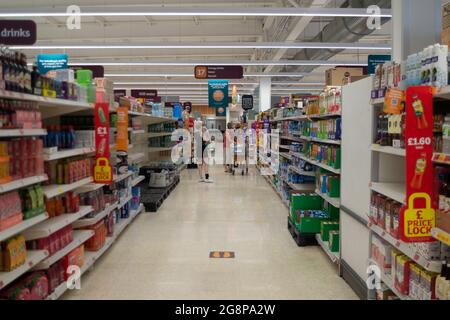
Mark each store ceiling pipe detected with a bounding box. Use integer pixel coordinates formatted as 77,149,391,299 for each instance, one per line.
282,0,391,75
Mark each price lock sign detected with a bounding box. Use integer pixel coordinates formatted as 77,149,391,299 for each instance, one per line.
401,86,435,242
94,102,113,183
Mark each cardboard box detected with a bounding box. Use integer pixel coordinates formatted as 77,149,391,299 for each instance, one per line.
326,67,364,86
442,2,450,45
437,210,450,234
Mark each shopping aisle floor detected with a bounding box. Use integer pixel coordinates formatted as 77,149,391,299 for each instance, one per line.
64,166,358,300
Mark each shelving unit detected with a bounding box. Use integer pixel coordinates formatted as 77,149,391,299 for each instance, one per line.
289,165,316,177
291,152,341,175
131,176,145,187
0,213,49,242
0,175,48,194
315,234,339,263
42,177,93,199
315,189,340,208
370,182,406,204
370,144,406,157
72,203,118,228
43,147,96,162
0,129,47,138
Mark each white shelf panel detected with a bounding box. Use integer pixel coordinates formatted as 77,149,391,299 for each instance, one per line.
33,230,95,270
0,129,47,138
118,195,133,210
279,152,293,161
434,86,450,100
148,132,172,138
0,175,48,195
371,144,406,157
286,181,315,192
315,189,340,208
280,135,303,142
43,177,93,199
271,115,307,122
370,182,406,204
129,153,146,163
279,145,291,150
368,259,410,300
368,222,442,273
316,234,340,264
308,113,342,119
131,129,146,135
289,166,316,177
310,137,341,145
128,111,176,123
76,182,106,194
113,171,134,183
72,203,118,228
0,250,49,290
370,97,385,105
131,176,145,187
148,147,173,152
291,152,341,175
23,206,93,240
0,213,49,242
44,147,95,162
431,227,450,246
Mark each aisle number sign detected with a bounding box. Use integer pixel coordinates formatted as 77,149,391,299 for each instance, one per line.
401,86,435,242
94,103,113,183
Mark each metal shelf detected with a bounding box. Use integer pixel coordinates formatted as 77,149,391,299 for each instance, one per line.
44,147,95,162
43,177,93,199
316,234,340,264
148,132,173,138
370,182,406,204
291,152,341,175
33,230,95,270
23,206,93,240
315,189,340,208
72,203,118,228
131,176,145,187
0,129,47,138
369,222,442,273
0,250,49,290
288,165,316,177
0,175,48,194
0,213,49,242
371,144,406,157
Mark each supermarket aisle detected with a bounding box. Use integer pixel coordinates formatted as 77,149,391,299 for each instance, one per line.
64,167,357,300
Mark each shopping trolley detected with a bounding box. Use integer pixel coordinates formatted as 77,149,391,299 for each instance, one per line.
231,133,249,176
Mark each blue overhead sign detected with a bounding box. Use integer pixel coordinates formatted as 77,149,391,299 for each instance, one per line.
368,55,391,75
37,53,68,75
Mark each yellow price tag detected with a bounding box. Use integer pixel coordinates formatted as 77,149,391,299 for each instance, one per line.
404,193,436,240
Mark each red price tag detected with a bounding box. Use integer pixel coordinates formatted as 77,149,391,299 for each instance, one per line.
414,254,420,261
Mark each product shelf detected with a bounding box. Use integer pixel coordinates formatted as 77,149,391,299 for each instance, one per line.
43,177,93,199
131,129,146,135
368,259,411,300
23,206,93,240
148,132,173,138
129,153,145,163
0,250,49,290
0,175,48,195
263,175,289,210
72,202,118,228
285,180,315,192
271,115,307,122
288,165,316,177
371,144,406,157
370,182,406,204
315,189,340,208
148,147,173,152
113,171,134,184
114,204,144,238
370,97,385,105
128,111,176,123
76,182,106,194
33,230,95,270
0,213,49,242
279,152,293,161
308,113,342,119
280,135,303,142
0,129,47,138
315,234,340,263
431,227,450,246
117,195,133,210
43,147,96,162
368,222,442,273
432,152,450,165
280,145,291,150
131,176,145,187
433,85,450,100
290,152,341,175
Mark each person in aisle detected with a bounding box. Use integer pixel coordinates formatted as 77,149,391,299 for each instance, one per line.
196,121,213,183
224,122,234,173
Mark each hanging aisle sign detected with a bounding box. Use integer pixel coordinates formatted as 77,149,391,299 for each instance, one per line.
37,53,68,75
401,86,435,243
208,80,229,117
0,20,36,45
94,102,113,183
195,66,243,79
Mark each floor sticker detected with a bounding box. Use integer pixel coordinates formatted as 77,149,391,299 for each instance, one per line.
209,251,235,259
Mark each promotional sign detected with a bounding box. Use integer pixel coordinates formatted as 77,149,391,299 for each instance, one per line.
368,55,391,74
242,95,254,111
70,65,104,78
94,103,113,183
195,66,243,79
37,53,68,75
0,20,36,45
130,89,158,99
401,86,435,242
114,90,127,102
116,107,129,153
208,80,228,117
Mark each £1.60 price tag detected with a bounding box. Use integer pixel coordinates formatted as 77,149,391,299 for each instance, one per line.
407,137,432,148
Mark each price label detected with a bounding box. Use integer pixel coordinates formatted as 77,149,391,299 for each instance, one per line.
407,137,432,147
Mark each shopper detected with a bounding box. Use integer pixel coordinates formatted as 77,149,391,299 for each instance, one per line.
198,122,213,183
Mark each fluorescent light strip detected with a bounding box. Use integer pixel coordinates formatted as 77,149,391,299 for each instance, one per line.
12,42,390,51
57,60,367,67
0,7,392,18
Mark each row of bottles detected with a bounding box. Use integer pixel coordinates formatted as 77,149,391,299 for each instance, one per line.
0,47,32,94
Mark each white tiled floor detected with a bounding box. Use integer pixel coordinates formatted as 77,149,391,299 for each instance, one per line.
64,166,358,300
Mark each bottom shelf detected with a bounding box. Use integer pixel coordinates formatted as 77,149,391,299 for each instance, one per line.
46,204,145,300
315,234,340,264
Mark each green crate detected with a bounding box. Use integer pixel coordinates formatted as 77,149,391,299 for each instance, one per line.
291,194,323,211
329,231,340,252
321,221,339,242
295,216,329,234
327,176,340,198
325,204,340,220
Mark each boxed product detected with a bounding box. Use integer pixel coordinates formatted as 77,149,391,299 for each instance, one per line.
371,235,393,274
0,234,26,272
321,221,339,242
395,255,412,295
329,231,340,253
325,67,364,86
420,270,438,300
63,245,85,280
436,210,450,234
411,242,442,261
80,221,106,251
0,191,23,231
442,2,450,46
409,263,422,300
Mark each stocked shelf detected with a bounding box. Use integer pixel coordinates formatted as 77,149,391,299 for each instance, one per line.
0,129,47,138
280,135,303,142
129,153,146,163
301,136,341,145
148,132,173,138
73,203,118,228
115,204,144,237
0,213,49,242
370,97,385,105
368,222,442,273
371,144,406,157
76,182,105,194
280,145,291,150
0,175,48,194
315,234,340,264
286,181,315,192
368,259,410,300
113,171,134,183
33,230,95,270
315,189,340,208
23,206,93,240
0,250,49,290
432,152,450,165
370,182,406,204
431,227,450,246
271,115,307,122
148,147,173,152
291,152,341,175
308,113,342,119
43,177,93,199
288,165,316,177
131,176,145,187
279,152,293,161
44,147,96,162
131,129,146,135
128,111,176,123
118,195,133,210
